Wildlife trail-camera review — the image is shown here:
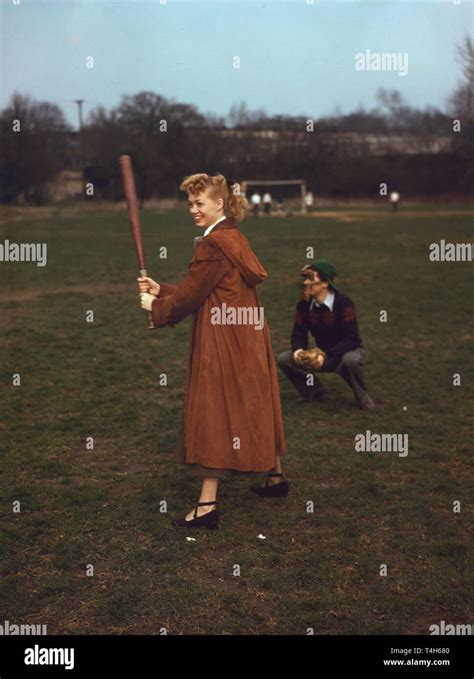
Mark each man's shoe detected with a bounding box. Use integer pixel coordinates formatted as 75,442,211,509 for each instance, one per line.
250,472,289,497
172,501,222,529
360,401,376,410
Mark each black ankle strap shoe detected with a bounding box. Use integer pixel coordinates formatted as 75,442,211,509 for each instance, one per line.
249,473,289,498
172,501,222,529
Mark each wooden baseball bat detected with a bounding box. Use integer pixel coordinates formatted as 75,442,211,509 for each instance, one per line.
119,155,155,330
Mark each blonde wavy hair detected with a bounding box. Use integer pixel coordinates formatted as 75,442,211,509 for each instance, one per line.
179,172,249,222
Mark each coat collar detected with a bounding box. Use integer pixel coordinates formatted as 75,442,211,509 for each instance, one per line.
193,217,237,251
208,216,236,233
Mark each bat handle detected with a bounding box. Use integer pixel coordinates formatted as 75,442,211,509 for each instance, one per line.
139,267,156,330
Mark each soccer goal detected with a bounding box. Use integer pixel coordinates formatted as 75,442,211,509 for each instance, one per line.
240,179,308,214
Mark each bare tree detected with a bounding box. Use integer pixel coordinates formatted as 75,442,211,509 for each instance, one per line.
449,35,473,120
456,35,474,83
0,92,71,203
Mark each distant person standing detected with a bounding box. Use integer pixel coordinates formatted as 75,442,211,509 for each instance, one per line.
276,196,284,213
389,191,400,211
263,192,272,215
305,191,314,213
251,191,261,217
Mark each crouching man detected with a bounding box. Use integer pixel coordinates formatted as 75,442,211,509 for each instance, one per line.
277,260,375,410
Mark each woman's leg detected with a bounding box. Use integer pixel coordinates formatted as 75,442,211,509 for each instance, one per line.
250,455,288,495
185,478,219,520
266,455,283,485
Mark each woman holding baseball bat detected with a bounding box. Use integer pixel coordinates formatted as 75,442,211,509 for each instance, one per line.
138,173,287,529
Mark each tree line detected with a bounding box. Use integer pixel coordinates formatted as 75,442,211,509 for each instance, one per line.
1,37,472,204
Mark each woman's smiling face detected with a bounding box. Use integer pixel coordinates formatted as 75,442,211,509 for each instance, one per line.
188,189,224,229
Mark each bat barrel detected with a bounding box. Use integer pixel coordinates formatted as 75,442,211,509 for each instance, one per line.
119,155,156,330
119,155,147,271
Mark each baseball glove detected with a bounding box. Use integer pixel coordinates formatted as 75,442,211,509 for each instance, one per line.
294,347,327,371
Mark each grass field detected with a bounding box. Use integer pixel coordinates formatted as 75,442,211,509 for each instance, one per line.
1,204,473,635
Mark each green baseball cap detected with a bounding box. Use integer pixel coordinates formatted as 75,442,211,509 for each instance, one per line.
301,259,338,290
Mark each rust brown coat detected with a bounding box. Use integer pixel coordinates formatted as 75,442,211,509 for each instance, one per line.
151,217,286,472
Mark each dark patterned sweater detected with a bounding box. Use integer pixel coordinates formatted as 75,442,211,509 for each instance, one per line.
290,290,363,368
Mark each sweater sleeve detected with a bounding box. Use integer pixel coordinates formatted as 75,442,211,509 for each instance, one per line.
325,300,361,361
151,238,229,327
290,300,310,351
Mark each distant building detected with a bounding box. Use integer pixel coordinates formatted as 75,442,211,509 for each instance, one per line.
37,169,83,203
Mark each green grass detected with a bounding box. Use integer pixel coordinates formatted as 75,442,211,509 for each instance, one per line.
1,204,473,634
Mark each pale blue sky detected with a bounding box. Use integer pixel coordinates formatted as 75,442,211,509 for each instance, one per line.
0,0,472,129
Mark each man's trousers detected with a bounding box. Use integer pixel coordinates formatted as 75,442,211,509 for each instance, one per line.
277,347,374,408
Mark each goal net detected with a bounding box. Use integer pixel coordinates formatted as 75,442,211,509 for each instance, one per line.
240,179,308,215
